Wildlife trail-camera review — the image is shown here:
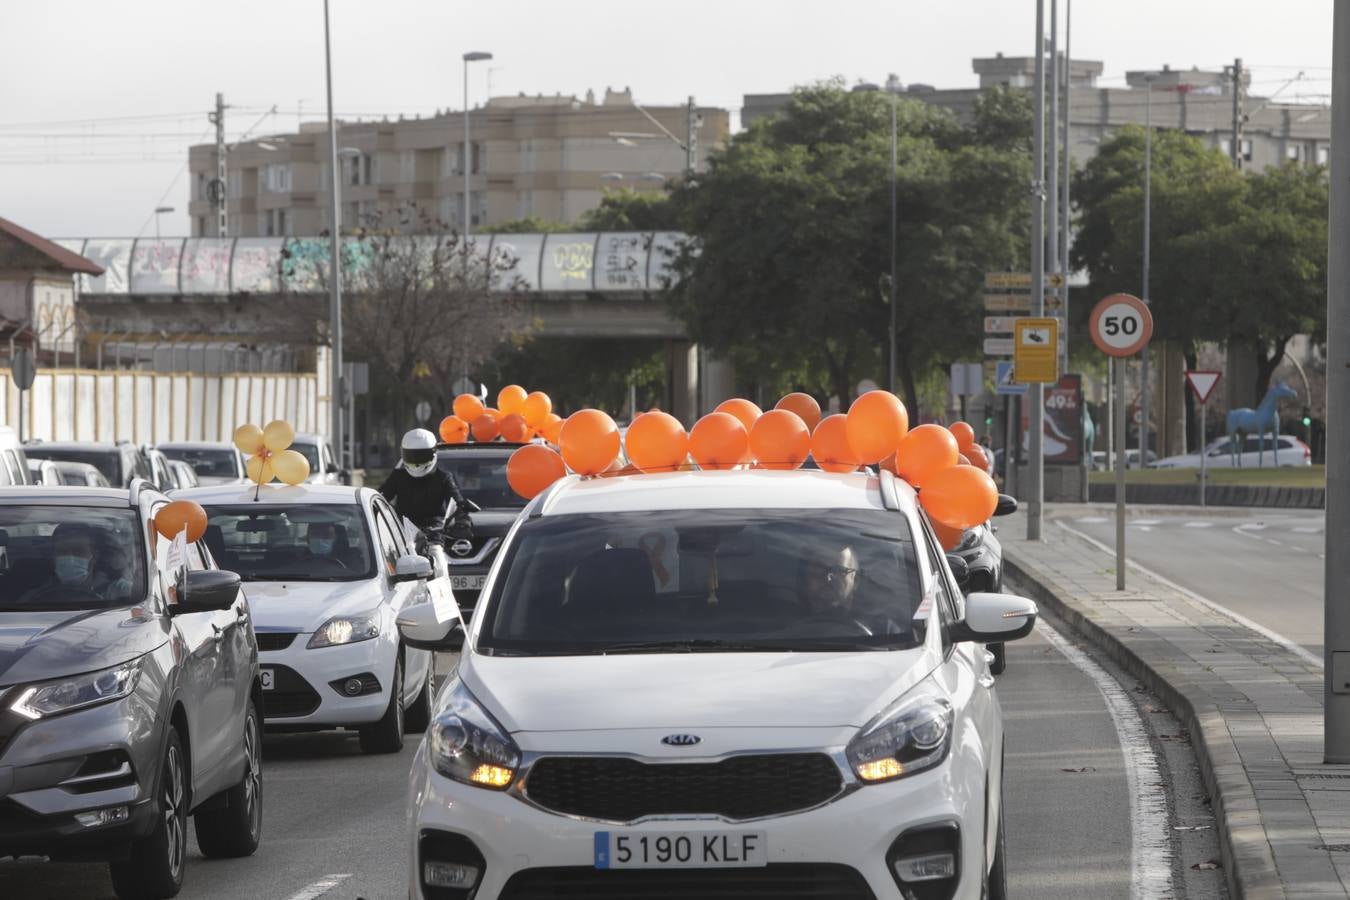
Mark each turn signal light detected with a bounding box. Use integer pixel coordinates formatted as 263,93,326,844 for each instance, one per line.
856,758,905,782
469,764,515,787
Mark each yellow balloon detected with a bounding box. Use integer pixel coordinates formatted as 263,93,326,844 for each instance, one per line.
271,449,310,486
234,424,265,456
262,420,295,453
245,455,275,485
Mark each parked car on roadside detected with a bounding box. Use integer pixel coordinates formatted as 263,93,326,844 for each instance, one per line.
52,460,113,487
399,467,1037,900
167,459,200,490
181,483,443,753
1151,434,1312,469
156,441,249,486
1089,449,1157,470
0,482,263,898
949,494,1019,675
27,458,66,486
0,426,34,486
23,441,149,489
142,447,177,493
290,433,345,484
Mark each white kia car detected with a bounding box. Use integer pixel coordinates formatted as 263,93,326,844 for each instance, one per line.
398,468,1036,899
178,483,443,753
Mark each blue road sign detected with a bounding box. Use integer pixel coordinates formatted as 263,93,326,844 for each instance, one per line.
995,361,1028,396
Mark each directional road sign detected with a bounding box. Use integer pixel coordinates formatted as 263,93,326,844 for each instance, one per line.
1013,317,1060,383
995,360,1027,396
983,272,1064,290
1185,370,1222,405
982,293,1064,312
984,316,1018,334
950,362,983,397
983,338,1014,357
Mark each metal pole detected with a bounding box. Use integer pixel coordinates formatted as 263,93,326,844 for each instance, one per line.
1231,58,1245,170
323,0,344,465
1324,0,1350,763
686,97,697,174
889,89,897,395
1003,395,1014,486
1114,357,1126,589
1060,0,1072,374
1106,356,1114,471
1048,0,1059,314
1027,0,1047,541
214,93,227,237
1140,80,1153,465
463,58,471,244
1200,402,1208,507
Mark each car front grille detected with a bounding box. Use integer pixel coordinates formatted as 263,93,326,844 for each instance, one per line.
523,754,843,822
261,664,321,718
255,632,298,652
498,864,876,899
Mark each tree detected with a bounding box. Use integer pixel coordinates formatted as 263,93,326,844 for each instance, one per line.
484,336,667,418
577,188,678,231
484,216,571,234
665,82,1027,413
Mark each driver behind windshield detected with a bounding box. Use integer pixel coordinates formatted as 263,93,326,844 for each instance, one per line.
306,522,339,558
24,523,134,604
802,544,908,636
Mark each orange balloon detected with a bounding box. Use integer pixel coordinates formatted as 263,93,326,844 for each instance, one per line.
498,384,528,415
689,412,749,471
931,520,966,552
453,393,485,422
879,451,900,476
626,411,689,473
774,392,821,432
919,465,999,531
714,398,762,433
949,421,976,452
540,413,564,445
506,444,567,500
499,413,533,443
155,500,208,543
957,453,972,466
810,414,861,473
559,409,621,476
438,416,468,444
965,445,991,472
895,423,960,488
471,412,501,442
845,390,910,464
749,409,811,470
522,391,552,428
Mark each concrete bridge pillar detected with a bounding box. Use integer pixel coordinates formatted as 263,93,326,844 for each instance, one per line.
667,341,699,428
701,352,737,414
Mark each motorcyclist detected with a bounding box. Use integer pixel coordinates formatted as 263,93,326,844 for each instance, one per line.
378,428,474,549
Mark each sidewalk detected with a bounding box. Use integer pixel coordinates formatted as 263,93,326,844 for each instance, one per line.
999,509,1349,899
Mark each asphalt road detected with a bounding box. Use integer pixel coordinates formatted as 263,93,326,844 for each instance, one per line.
1057,505,1325,655
2,630,1223,900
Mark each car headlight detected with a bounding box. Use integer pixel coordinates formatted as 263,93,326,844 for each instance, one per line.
307,611,381,649
428,679,521,790
10,657,144,720
845,681,954,784
955,527,981,553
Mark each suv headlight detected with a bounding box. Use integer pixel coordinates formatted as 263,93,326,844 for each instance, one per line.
11,657,144,720
955,527,982,553
845,681,954,784
307,612,381,649
428,679,521,790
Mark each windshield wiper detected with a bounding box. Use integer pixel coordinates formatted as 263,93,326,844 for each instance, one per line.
595,639,891,654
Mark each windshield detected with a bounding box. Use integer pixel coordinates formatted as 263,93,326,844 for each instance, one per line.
161,447,241,478
293,442,321,472
477,508,925,655
0,506,146,611
437,452,526,510
203,504,375,582
25,449,121,485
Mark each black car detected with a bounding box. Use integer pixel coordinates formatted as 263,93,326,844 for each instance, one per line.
0,483,263,898
950,493,1018,674
435,443,531,618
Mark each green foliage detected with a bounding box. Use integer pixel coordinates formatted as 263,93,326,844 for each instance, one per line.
577,189,678,231
483,216,571,234
484,337,667,418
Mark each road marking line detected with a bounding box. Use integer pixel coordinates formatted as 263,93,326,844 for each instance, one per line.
1057,521,1324,669
1078,517,1109,524
1132,519,1162,526
284,875,352,900
1183,522,1213,528
1292,526,1323,534
1038,622,1175,899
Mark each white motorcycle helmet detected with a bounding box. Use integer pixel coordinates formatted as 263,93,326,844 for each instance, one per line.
400,428,438,478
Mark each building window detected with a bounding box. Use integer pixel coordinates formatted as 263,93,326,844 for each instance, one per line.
471,142,482,174
196,215,206,236
261,164,292,193
1286,144,1301,162
1317,145,1330,166
1240,139,1253,162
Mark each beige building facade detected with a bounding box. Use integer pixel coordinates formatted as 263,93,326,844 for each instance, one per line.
188,89,727,238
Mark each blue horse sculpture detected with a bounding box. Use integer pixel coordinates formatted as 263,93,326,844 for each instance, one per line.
1225,383,1297,466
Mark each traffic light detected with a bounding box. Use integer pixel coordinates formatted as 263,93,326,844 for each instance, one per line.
984,414,995,427
1301,406,1312,428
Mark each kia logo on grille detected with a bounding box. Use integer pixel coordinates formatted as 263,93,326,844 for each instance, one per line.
661,734,702,747
450,539,474,557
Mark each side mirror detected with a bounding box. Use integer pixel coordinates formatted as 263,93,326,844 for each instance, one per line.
396,601,465,652
993,494,1018,517
947,592,1038,643
945,554,971,589
393,553,432,583
170,570,241,615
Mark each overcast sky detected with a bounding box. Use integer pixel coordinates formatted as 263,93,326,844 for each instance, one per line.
0,0,1334,238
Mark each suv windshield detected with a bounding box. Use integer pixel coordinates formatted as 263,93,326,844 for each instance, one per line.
477,508,925,654
293,442,321,472
161,447,240,478
0,506,146,611
202,504,374,582
26,449,121,486
437,452,526,510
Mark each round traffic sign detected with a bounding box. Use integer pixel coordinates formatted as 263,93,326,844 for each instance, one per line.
10,348,35,391
1089,293,1153,357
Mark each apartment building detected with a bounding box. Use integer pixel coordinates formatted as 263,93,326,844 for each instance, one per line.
187,88,728,237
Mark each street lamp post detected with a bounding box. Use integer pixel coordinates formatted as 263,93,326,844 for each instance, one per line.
154,206,174,240
463,51,493,247
1140,76,1154,463
323,0,345,467
851,79,901,396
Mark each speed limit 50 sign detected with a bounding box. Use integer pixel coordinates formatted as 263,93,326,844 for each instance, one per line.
1089,293,1153,357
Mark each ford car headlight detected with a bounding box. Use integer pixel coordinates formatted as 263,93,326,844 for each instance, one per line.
428,679,520,790
846,681,954,784
11,657,144,720
307,612,381,648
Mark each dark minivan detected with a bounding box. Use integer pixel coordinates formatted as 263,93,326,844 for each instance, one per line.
435,442,530,618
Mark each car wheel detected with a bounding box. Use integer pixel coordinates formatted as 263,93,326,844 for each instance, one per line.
358,655,406,754
988,642,1006,675
193,700,263,858
110,729,188,899
404,659,434,734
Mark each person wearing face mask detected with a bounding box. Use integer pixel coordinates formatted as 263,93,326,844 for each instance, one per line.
306,522,342,561
26,524,133,603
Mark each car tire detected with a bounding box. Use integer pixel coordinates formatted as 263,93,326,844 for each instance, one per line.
359,656,405,754
404,659,434,734
193,701,263,859
110,728,188,899
988,642,1006,675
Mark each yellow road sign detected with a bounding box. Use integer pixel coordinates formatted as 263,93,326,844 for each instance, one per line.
1013,317,1060,383
982,294,1063,312
984,272,1064,290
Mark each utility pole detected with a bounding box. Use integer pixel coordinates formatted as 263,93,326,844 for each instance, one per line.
1230,58,1245,169
1027,0,1047,541
322,0,344,468
888,74,899,396
1324,0,1349,763
685,97,699,175
1140,78,1154,465
1060,0,1072,375
209,93,227,237
1047,0,1060,364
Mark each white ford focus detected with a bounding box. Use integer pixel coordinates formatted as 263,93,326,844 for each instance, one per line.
399,468,1036,899
178,484,442,753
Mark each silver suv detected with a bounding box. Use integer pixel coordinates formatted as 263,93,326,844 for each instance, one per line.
0,483,263,898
